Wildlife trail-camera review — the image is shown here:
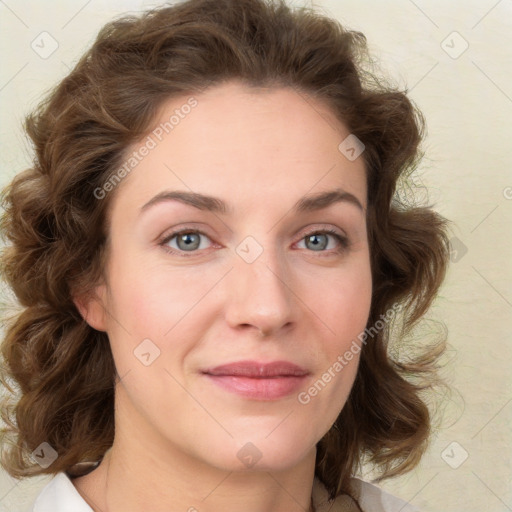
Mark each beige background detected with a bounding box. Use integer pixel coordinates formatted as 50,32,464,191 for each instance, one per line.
1,1,511,511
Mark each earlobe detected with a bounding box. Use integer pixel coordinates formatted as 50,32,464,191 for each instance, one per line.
73,285,108,332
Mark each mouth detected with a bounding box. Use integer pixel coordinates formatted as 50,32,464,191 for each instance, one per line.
201,360,310,400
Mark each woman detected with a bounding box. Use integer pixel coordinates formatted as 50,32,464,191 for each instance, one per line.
0,0,450,510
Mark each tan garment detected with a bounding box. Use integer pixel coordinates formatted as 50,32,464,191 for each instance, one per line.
312,477,362,512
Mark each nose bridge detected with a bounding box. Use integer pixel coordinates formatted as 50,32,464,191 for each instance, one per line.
225,232,294,335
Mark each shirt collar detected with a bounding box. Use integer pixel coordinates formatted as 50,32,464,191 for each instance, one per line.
32,472,93,512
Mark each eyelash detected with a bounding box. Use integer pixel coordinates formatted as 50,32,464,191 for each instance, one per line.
158,226,350,257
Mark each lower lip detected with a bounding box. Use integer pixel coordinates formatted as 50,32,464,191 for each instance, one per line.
204,374,308,400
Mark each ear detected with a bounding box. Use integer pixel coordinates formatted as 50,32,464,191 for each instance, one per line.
73,284,108,332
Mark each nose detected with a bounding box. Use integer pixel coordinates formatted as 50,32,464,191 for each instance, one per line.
224,241,296,338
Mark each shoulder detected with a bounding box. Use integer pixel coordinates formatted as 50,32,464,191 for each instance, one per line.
31,472,93,512
312,476,420,512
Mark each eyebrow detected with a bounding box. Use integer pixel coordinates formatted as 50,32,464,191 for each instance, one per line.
139,188,364,216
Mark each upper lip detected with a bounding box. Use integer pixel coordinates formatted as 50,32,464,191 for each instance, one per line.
202,360,309,378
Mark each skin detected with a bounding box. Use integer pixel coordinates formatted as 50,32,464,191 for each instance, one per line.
74,80,372,512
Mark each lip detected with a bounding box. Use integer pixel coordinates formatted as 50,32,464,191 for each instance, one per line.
203,360,309,377
201,360,310,400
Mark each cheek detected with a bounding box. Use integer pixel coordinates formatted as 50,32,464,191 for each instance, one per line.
316,261,372,348
302,267,370,422
107,252,211,338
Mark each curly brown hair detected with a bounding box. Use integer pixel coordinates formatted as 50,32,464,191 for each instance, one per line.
0,0,450,504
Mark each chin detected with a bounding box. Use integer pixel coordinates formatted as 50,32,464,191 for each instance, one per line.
196,430,317,473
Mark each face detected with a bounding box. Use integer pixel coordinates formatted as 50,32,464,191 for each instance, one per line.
80,81,372,473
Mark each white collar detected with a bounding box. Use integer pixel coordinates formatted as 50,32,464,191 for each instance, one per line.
32,472,93,512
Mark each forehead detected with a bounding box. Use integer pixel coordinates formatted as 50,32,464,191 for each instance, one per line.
107,81,367,220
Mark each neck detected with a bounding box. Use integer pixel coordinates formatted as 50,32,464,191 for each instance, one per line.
72,404,318,512
74,444,317,512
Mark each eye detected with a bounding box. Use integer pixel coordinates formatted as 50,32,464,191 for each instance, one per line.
296,229,349,254
159,229,214,256
158,227,349,257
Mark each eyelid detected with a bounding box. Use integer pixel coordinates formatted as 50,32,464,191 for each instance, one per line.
299,224,347,240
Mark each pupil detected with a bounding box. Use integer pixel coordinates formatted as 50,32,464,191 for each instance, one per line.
308,234,326,251
180,233,199,250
